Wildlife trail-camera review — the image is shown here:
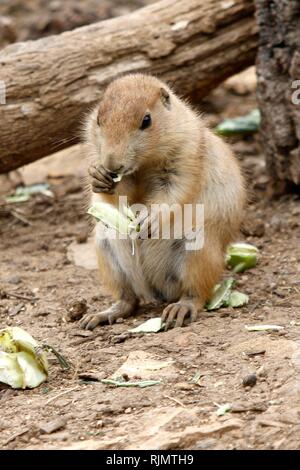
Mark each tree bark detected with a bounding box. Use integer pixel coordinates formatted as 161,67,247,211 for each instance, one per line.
256,0,300,196
0,0,258,174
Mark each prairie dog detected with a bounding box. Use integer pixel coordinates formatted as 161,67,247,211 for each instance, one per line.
81,74,245,330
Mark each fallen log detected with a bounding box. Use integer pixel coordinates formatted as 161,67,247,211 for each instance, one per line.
0,0,258,174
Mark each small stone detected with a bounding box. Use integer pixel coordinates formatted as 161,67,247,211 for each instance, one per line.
175,332,196,347
257,366,267,378
270,215,282,232
110,333,129,344
39,242,49,251
279,411,299,425
66,298,87,321
243,221,265,238
7,275,21,285
91,294,104,302
245,349,266,357
76,231,88,244
40,431,69,442
92,404,123,415
49,1,62,12
269,399,282,406
8,303,25,316
39,417,67,434
78,371,106,382
220,311,230,317
33,309,51,317
231,401,267,413
251,222,265,237
196,438,216,450
242,373,257,388
174,382,195,391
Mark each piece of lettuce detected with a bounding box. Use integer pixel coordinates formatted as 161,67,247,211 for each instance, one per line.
0,327,48,389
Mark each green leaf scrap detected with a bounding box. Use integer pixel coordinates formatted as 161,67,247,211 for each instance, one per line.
206,278,235,311
5,184,53,204
101,378,161,388
226,242,259,273
215,109,261,136
228,291,249,308
206,279,248,311
216,403,231,416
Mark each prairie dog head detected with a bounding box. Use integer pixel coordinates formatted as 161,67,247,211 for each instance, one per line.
85,74,185,175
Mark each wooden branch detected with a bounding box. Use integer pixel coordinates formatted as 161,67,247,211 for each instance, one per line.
0,0,258,174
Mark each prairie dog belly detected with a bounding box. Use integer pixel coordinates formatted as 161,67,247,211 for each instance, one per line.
95,226,185,303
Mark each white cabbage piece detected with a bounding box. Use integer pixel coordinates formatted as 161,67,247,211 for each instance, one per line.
245,324,284,332
112,174,122,183
87,202,139,236
0,352,23,389
129,317,164,333
16,352,47,389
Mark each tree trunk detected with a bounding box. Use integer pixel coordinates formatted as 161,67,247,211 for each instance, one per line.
256,0,300,196
0,0,258,174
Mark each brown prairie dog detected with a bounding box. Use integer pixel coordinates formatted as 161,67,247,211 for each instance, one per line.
81,74,245,330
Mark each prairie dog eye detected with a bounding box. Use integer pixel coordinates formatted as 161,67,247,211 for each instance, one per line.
140,113,152,130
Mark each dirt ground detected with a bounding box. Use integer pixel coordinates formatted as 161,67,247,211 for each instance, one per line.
1,78,300,450
1,0,300,452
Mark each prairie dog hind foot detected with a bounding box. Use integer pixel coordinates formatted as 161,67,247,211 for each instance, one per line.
80,298,138,330
161,299,199,330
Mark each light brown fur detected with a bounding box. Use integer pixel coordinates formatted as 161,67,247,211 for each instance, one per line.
80,74,245,330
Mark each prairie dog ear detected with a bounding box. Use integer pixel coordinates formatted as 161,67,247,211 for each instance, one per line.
160,87,171,110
